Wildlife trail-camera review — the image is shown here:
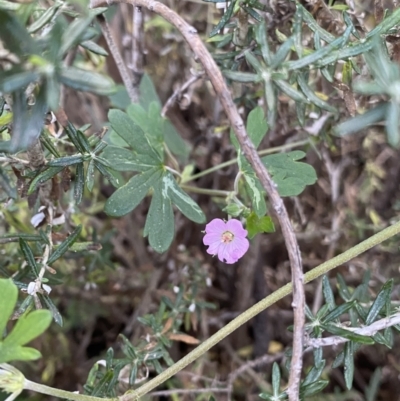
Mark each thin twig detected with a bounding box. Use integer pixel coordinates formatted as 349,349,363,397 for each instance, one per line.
161,71,205,117
97,15,138,103
131,6,144,94
90,0,305,398
148,388,228,397
227,351,284,400
306,312,400,348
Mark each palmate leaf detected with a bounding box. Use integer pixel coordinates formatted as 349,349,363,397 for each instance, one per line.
104,170,205,252
142,171,205,252
261,151,317,196
240,150,317,199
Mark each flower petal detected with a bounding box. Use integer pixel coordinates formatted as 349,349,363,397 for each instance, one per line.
229,237,249,260
205,241,222,256
225,219,248,238
204,218,226,235
217,244,237,264
203,232,222,246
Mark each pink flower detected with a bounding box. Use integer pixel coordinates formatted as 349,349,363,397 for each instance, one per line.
203,218,249,264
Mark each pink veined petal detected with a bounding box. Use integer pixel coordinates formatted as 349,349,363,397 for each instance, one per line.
225,219,248,238
204,218,226,234
203,232,222,246
205,241,222,256
228,237,249,260
217,244,237,264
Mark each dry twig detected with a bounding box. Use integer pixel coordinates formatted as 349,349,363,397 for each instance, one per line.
97,15,138,102
90,0,305,398
306,312,400,348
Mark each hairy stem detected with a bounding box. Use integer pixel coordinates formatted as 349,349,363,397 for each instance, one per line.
125,220,400,399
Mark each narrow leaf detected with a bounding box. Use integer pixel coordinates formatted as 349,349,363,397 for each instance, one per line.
19,238,39,277
47,225,82,265
60,66,116,96
366,279,393,325
344,341,355,389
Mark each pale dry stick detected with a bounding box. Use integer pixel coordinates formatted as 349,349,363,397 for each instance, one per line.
306,312,400,348
131,6,144,97
97,15,138,103
0,156,30,165
161,71,205,117
91,0,305,398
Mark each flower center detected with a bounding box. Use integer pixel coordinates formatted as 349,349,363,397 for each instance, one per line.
221,231,234,244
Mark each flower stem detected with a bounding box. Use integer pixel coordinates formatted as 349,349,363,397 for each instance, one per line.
182,139,311,184
129,219,400,399
180,185,230,197
24,380,115,401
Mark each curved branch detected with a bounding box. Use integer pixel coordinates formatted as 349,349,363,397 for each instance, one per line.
91,0,304,398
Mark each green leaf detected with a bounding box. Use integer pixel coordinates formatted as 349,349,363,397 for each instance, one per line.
127,101,165,158
86,159,95,192
386,101,400,148
246,212,275,239
47,225,82,265
0,166,17,199
246,106,268,148
101,145,151,172
27,3,61,33
271,362,281,397
3,309,52,347
60,13,96,56
74,163,85,204
0,344,42,363
108,109,161,160
19,238,39,277
60,66,116,96
0,279,18,337
300,380,329,397
261,151,317,196
334,103,388,136
344,341,355,389
243,173,267,217
94,160,122,188
322,275,335,310
164,119,190,159
80,40,109,56
297,73,337,112
42,294,63,326
139,73,162,110
0,70,40,93
274,79,308,103
28,166,64,195
366,279,393,325
323,323,374,344
0,9,38,56
222,70,260,83
47,154,84,167
162,172,205,223
104,167,163,217
143,180,174,253
321,301,355,324
9,86,48,153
